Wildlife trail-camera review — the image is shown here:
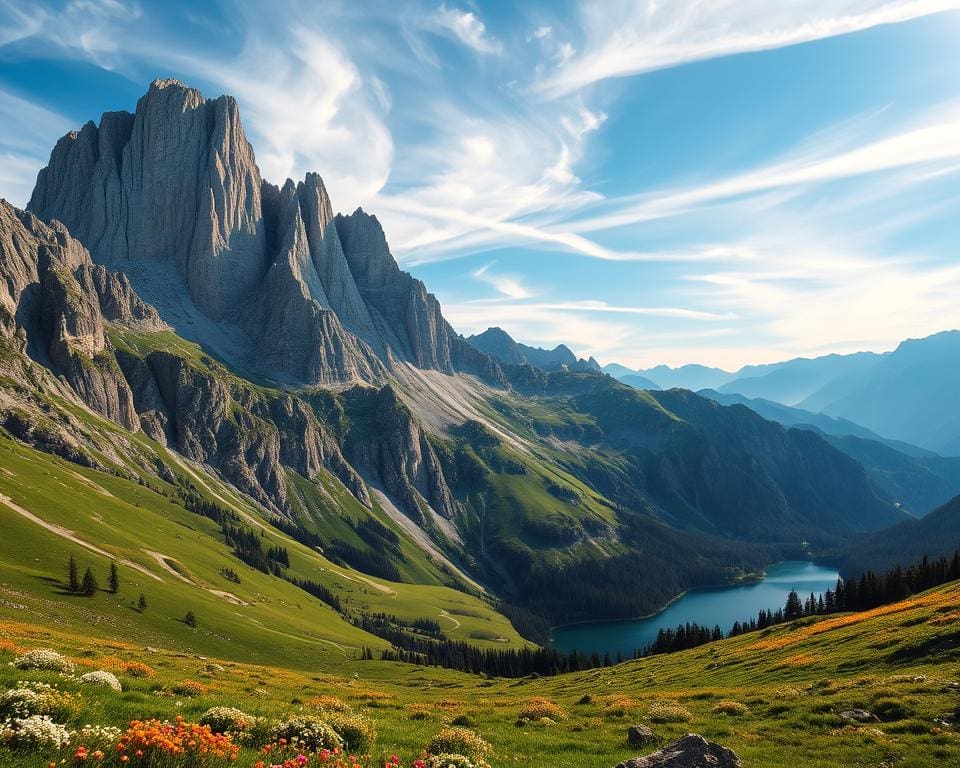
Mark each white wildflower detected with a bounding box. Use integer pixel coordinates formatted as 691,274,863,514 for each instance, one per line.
11,649,75,674
78,670,122,692
1,714,73,749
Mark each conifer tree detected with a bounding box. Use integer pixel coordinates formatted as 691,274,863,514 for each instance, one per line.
184,611,197,628
81,567,98,597
108,562,119,594
784,590,803,620
68,555,79,592
137,594,147,611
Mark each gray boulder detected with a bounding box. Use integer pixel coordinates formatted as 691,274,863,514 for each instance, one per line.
839,709,879,723
627,725,660,749
615,734,741,768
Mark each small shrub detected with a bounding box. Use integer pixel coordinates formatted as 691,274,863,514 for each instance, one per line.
76,724,122,749
712,700,748,716
603,696,641,717
199,706,255,734
0,714,72,749
171,680,208,697
451,714,477,727
0,688,45,719
872,697,913,722
269,716,343,752
408,704,432,720
426,726,492,765
123,661,155,678
117,718,238,761
79,670,122,692
11,648,74,673
648,701,693,724
308,694,350,712
577,694,594,705
518,697,566,722
324,710,377,753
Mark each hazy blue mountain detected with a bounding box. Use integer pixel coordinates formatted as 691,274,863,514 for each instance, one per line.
605,362,733,391
808,331,960,456
819,434,960,517
617,373,661,390
718,351,882,406
698,390,932,457
699,389,960,515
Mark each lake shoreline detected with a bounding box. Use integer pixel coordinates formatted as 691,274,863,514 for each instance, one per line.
549,566,770,633
551,560,839,656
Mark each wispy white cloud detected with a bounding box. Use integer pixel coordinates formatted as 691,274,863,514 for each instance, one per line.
430,4,502,54
0,88,72,205
537,0,960,96
471,262,538,299
173,24,394,208
568,102,960,235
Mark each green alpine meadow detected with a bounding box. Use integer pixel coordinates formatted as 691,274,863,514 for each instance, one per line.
1,3,959,767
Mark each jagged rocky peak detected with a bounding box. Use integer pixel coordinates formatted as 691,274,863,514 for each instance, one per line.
467,325,601,373
30,78,266,322
27,78,503,386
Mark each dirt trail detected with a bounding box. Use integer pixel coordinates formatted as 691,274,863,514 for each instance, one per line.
0,494,162,581
142,550,191,583
142,549,248,605
324,564,395,595
439,609,461,629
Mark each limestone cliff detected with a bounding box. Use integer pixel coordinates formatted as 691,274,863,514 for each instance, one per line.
28,79,503,387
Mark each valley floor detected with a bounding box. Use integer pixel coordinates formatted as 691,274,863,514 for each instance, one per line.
0,580,958,767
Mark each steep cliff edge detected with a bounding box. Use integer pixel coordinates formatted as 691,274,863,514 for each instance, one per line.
28,79,502,387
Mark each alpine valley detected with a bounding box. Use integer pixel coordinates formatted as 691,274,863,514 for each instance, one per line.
0,77,958,768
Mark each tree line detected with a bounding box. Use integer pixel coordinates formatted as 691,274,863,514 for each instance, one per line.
651,548,960,657
378,547,960,677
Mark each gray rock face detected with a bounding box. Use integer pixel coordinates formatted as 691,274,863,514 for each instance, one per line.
115,348,368,513
30,79,265,321
1,199,369,515
0,201,162,431
335,209,503,382
343,384,459,523
615,734,742,768
28,78,503,387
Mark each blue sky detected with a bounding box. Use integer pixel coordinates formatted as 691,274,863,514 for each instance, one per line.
2,1,960,369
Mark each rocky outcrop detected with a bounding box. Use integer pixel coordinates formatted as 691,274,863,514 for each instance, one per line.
28,78,503,387
254,179,384,384
0,201,157,431
0,199,369,517
343,384,459,524
615,734,742,768
335,209,504,383
115,348,369,513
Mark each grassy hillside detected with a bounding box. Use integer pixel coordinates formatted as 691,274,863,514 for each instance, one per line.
0,433,528,670
0,577,957,766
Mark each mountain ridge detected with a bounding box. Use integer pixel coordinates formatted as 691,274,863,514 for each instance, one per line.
28,78,503,388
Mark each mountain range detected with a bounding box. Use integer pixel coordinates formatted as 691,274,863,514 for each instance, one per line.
467,326,601,373
606,332,960,457
0,78,947,635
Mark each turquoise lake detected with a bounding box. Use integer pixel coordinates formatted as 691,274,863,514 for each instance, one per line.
551,561,839,657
